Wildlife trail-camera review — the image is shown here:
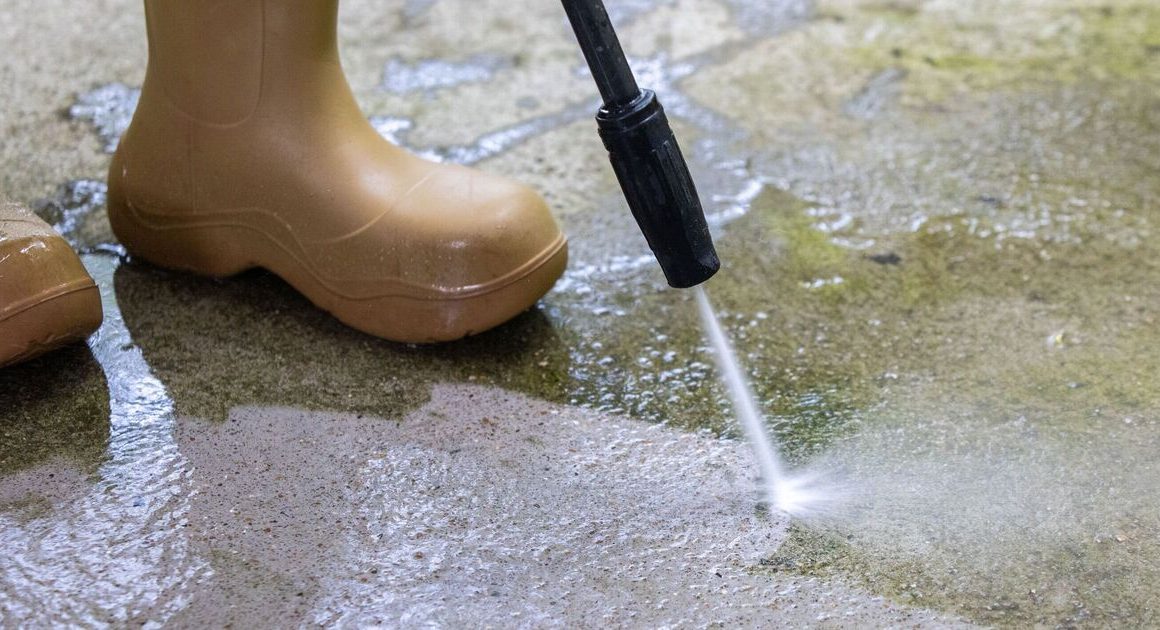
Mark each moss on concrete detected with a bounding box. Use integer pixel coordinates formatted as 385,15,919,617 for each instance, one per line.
765,501,1160,626
835,1,1160,103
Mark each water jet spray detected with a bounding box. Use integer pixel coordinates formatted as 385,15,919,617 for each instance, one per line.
561,1,836,516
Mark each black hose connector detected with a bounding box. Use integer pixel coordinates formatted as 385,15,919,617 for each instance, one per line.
597,91,720,288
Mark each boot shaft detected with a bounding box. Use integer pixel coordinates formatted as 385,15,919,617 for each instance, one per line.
141,0,352,125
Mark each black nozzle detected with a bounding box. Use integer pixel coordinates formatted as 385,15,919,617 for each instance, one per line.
597,91,719,287
562,0,720,288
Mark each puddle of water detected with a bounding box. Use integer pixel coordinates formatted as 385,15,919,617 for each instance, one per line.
370,99,596,166
165,386,954,627
0,253,205,625
32,179,120,254
604,0,676,24
68,83,139,154
725,0,815,36
381,54,513,96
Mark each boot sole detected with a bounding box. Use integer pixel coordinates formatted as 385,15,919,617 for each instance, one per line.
108,197,568,343
0,281,103,368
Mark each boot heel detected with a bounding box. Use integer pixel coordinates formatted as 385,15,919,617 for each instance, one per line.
107,186,253,278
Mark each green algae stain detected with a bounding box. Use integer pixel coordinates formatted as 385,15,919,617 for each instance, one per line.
759,193,850,286
738,202,1160,626
765,507,1160,627
1086,4,1160,78
759,523,868,578
757,523,1030,624
749,192,978,311
837,1,1160,104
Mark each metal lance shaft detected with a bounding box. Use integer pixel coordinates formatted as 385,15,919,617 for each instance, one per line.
561,0,720,288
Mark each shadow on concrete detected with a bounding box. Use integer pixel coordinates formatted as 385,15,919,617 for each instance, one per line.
0,344,111,475
113,260,573,421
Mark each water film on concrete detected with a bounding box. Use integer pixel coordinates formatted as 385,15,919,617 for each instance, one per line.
3,0,1159,626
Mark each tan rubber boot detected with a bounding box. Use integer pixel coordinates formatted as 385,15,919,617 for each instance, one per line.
0,202,103,368
108,0,567,343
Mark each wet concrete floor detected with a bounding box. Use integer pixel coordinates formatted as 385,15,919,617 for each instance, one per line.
3,0,1160,626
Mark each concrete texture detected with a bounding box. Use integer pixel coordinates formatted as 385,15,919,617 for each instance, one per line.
3,0,1160,626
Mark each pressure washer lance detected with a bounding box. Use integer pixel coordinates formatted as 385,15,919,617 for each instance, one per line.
561,0,720,288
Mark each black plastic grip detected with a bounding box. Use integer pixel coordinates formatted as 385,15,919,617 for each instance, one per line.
597,91,720,288
561,0,639,108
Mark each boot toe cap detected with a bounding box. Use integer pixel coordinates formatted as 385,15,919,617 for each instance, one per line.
319,164,566,299
1,206,103,367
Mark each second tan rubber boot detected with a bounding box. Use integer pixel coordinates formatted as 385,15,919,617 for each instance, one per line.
0,202,103,367
108,0,567,343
